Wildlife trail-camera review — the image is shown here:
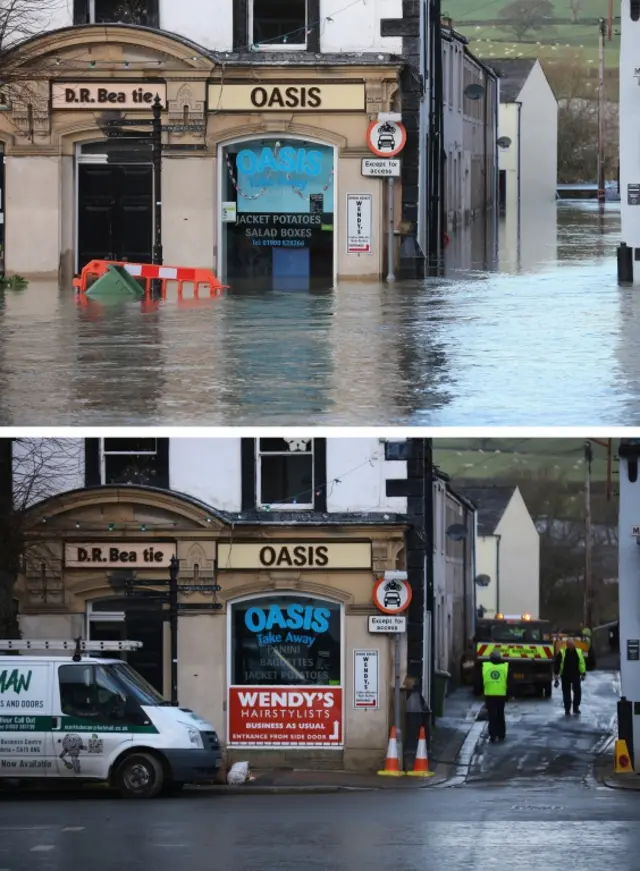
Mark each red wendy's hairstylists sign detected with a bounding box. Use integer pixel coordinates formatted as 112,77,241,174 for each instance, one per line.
228,686,343,747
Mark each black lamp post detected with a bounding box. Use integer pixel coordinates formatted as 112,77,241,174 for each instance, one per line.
169,554,179,705
151,94,163,297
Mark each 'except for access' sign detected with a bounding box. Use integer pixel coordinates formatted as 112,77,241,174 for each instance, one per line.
361,158,401,177
368,615,407,633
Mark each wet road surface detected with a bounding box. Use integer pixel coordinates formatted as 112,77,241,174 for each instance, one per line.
0,672,628,871
465,669,618,787
0,202,624,426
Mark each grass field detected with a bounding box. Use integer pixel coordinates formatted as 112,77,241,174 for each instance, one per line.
445,0,618,19
433,438,613,484
445,0,621,66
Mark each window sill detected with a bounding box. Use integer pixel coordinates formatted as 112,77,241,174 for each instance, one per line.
257,504,314,511
251,44,308,51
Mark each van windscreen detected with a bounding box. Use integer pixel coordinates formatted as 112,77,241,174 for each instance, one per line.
108,662,166,706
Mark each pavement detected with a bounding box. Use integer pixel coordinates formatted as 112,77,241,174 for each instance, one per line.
2,670,634,871
207,685,484,793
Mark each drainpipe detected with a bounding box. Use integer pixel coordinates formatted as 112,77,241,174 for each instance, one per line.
493,76,499,262
483,70,488,217
470,510,477,632
462,507,468,642
515,101,522,268
495,534,502,614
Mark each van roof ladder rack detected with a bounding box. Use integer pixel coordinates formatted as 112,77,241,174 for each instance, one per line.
0,639,143,661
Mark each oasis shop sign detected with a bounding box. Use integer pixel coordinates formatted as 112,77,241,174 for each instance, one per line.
64,542,177,569
207,82,365,112
51,82,167,110
217,541,372,571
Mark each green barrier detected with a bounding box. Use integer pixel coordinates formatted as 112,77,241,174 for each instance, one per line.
85,265,145,300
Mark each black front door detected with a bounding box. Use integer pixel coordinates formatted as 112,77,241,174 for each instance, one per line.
125,608,164,695
78,163,153,269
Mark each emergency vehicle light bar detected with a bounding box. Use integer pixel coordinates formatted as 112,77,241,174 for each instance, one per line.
0,639,143,652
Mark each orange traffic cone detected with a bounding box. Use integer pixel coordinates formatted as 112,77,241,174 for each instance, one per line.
378,726,404,776
614,739,633,774
407,726,435,777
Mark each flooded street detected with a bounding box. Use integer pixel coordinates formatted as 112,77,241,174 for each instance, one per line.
0,201,628,426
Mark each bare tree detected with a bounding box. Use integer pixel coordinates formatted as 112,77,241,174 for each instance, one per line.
542,57,619,184
507,467,618,627
0,0,70,126
0,438,83,639
568,0,583,24
499,0,554,40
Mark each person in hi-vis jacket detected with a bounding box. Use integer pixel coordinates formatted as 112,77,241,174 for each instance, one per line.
482,649,509,743
554,638,586,715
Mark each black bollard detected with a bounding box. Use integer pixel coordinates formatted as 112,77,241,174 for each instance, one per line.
617,242,634,285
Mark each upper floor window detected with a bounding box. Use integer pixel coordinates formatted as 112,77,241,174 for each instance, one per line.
73,0,158,26
250,0,307,49
101,438,166,486
258,438,314,508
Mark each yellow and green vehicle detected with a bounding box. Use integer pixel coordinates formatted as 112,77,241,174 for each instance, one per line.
472,614,555,698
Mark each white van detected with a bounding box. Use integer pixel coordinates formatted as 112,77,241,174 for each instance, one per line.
0,639,222,798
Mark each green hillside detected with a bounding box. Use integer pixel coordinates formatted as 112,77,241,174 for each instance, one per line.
447,0,617,18
434,438,613,484
445,0,621,66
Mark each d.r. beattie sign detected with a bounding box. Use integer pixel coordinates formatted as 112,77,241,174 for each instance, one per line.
64,542,176,569
51,82,167,110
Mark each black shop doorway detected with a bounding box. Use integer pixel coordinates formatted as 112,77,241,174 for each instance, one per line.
77,163,153,270
88,596,164,695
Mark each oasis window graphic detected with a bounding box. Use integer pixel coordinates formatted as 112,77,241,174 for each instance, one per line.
231,595,341,686
228,141,335,214
228,595,343,747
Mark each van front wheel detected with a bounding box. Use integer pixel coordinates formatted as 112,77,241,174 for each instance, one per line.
116,753,164,799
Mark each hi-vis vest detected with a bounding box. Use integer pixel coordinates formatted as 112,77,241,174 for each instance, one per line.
482,661,509,696
558,646,586,676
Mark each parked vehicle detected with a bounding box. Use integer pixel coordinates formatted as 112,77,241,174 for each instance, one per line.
472,614,555,698
0,638,222,798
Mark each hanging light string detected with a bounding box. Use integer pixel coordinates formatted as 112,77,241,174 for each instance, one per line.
36,449,387,529
39,0,367,71
246,0,364,50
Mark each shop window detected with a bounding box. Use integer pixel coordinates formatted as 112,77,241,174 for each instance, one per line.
250,0,307,48
73,0,159,26
84,437,169,488
230,595,341,686
220,137,335,289
258,438,314,508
